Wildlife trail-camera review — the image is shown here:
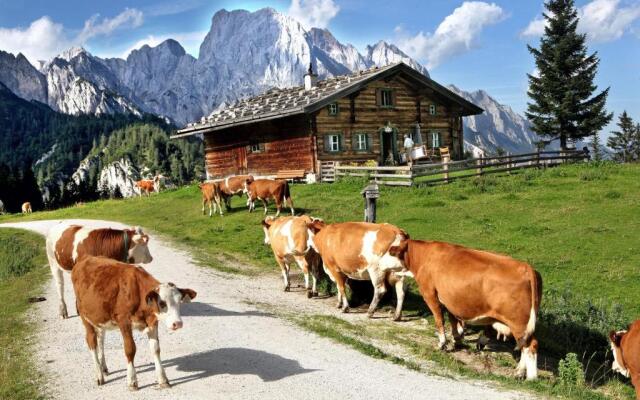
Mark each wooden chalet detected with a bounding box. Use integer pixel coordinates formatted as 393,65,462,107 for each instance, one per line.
172,62,483,180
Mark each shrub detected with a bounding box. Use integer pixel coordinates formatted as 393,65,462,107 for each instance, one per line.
558,353,585,388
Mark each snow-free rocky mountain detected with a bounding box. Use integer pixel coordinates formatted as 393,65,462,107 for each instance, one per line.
0,7,539,154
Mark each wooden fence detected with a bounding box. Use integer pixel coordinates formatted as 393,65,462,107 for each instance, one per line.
332,149,590,186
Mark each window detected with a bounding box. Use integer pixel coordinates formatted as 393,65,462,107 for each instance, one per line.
429,104,437,115
328,103,339,116
249,142,265,153
324,134,342,152
379,89,394,107
431,132,441,149
353,133,369,151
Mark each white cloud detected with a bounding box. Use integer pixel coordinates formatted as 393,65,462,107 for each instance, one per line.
395,1,506,69
521,0,640,42
0,8,143,65
145,0,205,17
288,0,340,30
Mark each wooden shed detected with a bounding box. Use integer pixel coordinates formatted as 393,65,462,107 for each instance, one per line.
172,62,483,179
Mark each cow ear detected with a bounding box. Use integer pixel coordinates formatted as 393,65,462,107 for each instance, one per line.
261,218,271,228
610,330,624,346
146,290,159,308
179,288,197,303
307,219,326,234
389,239,409,259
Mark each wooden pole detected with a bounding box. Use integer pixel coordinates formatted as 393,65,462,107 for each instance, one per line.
506,152,512,174
361,184,379,223
476,156,483,176
442,152,450,183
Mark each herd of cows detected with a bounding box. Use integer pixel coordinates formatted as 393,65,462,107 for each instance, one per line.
22,173,640,397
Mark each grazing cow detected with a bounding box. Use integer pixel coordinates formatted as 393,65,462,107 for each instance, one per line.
199,182,223,217
136,179,155,197
262,215,323,297
72,256,196,390
153,174,165,192
610,320,640,398
21,202,32,214
45,223,153,319
245,179,294,217
218,175,254,210
0,199,5,214
307,221,409,320
388,239,542,380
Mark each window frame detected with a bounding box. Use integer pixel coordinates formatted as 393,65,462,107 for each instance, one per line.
431,131,441,149
353,132,369,152
429,104,437,115
248,140,265,153
328,102,339,116
325,133,343,153
379,88,395,108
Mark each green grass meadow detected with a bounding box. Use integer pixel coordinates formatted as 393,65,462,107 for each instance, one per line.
0,228,48,400
2,161,639,398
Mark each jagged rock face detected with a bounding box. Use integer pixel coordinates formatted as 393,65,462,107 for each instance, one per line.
0,50,48,103
448,85,540,154
365,41,429,77
98,158,141,198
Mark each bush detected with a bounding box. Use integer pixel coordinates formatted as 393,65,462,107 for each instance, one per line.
558,353,585,387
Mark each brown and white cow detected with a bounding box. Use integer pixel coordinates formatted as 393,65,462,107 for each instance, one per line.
262,215,323,297
199,182,223,217
72,256,196,390
45,223,153,318
21,201,32,214
218,175,254,210
136,179,155,197
610,320,640,398
245,179,294,217
388,239,542,380
307,221,409,320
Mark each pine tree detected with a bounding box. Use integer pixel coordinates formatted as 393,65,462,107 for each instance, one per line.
590,131,603,161
526,0,612,149
607,111,638,162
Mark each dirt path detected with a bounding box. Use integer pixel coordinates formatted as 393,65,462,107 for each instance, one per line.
1,219,529,400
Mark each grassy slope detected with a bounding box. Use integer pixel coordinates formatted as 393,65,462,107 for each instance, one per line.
0,228,48,400
2,162,639,398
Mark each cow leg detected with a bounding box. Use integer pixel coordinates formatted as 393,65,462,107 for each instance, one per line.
631,373,640,400
49,264,68,319
366,267,387,318
334,272,349,312
82,318,104,386
519,337,538,380
201,198,206,215
147,325,170,388
262,199,270,215
387,273,405,321
276,257,290,292
448,314,464,346
423,293,447,350
288,196,295,216
119,323,138,391
97,328,108,374
216,197,224,216
295,256,313,298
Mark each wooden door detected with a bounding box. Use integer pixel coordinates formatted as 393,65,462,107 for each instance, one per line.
235,146,247,174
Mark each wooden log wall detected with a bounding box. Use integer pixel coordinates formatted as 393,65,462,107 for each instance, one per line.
204,115,314,178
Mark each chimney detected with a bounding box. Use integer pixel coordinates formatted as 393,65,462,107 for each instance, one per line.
304,63,317,91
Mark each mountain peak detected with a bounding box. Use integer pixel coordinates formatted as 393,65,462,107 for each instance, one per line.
58,47,89,62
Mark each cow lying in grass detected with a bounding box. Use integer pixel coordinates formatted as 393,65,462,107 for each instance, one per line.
610,320,640,398
45,223,153,318
245,179,294,217
389,239,542,380
308,220,409,321
199,182,223,217
72,256,196,390
262,215,323,297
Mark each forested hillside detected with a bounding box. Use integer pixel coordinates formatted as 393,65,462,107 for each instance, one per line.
0,83,203,212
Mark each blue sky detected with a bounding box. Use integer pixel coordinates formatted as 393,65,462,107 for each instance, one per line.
0,0,638,136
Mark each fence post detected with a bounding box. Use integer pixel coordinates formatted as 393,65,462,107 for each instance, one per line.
507,152,512,174
476,156,483,176
442,153,450,183
361,184,379,223
536,150,541,168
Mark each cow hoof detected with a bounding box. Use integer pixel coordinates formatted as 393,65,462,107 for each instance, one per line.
159,381,172,389
342,307,350,314
476,342,485,351
284,287,290,292
307,291,313,299
102,367,109,375
312,291,318,298
96,377,105,386
393,315,402,322
128,383,139,391
367,312,374,318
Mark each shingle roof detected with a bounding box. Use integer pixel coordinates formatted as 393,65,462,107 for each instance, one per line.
173,62,483,138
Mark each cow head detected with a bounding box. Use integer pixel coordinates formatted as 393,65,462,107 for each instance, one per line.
305,218,326,252
243,178,253,195
609,330,630,377
261,217,276,245
146,283,197,331
388,239,410,264
129,226,153,264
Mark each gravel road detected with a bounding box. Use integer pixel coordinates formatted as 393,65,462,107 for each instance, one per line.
1,219,529,400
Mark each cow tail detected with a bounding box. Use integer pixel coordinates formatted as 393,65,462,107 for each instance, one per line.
284,181,293,208
519,266,541,349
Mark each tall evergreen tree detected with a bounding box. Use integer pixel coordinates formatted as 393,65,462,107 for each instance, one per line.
607,111,638,162
526,0,612,149
590,131,603,161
